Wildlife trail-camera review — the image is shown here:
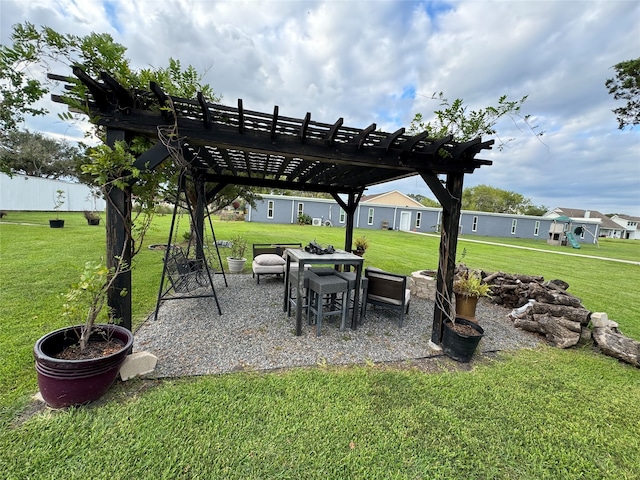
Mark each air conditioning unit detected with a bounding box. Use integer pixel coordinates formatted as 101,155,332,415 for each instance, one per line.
312,218,322,226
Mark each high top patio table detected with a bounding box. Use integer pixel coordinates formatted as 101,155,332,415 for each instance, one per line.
283,249,364,336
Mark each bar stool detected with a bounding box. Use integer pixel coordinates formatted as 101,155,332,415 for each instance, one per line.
286,267,335,317
306,272,349,336
335,271,369,324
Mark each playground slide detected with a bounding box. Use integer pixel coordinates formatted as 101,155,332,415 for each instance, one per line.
565,232,581,249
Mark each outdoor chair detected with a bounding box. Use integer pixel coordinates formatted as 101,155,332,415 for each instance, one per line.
363,267,410,327
252,243,302,284
287,267,335,317
306,272,349,336
336,270,369,324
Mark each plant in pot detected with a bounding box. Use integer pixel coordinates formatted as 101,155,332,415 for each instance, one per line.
440,266,491,363
33,259,134,408
83,210,100,225
353,236,368,256
49,189,65,228
226,235,248,273
453,267,492,323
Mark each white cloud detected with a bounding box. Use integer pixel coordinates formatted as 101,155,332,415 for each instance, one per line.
1,0,638,215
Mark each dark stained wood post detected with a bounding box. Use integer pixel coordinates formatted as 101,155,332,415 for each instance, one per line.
106,129,132,331
422,172,464,345
344,192,357,252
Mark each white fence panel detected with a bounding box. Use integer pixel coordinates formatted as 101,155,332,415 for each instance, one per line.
0,173,105,212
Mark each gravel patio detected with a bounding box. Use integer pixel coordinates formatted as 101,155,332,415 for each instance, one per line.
133,273,543,378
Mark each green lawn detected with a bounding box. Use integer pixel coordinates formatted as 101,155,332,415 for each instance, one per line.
1,212,639,479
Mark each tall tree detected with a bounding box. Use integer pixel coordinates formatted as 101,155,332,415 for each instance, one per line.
605,58,640,129
408,193,439,208
1,22,259,212
461,184,546,214
0,129,84,178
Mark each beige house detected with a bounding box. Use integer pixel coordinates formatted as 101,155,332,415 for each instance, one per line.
361,190,424,208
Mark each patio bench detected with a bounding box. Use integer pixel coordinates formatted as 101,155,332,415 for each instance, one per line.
252,243,302,284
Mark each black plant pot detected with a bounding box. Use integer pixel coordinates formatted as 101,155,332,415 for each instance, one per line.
87,218,100,225
49,219,65,228
34,324,133,408
441,317,484,363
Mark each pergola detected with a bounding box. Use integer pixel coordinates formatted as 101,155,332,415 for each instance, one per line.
51,68,494,345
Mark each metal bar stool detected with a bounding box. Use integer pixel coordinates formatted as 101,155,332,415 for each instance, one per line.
335,271,369,324
306,272,349,336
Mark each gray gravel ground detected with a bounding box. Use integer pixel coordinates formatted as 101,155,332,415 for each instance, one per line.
133,273,543,378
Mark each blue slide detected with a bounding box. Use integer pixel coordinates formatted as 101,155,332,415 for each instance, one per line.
565,232,581,249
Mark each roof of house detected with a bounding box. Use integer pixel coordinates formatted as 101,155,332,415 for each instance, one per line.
547,207,622,230
360,190,424,207
615,214,640,222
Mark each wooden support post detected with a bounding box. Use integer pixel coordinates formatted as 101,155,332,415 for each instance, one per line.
106,129,132,331
422,172,464,345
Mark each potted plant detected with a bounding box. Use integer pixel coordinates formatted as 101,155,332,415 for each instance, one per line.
439,265,491,362
83,210,101,225
453,267,491,322
33,260,134,408
49,189,65,228
353,236,368,256
226,235,248,273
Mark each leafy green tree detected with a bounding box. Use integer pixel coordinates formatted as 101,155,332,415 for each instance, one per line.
409,92,542,150
0,129,84,178
605,57,640,129
461,184,546,214
408,193,439,208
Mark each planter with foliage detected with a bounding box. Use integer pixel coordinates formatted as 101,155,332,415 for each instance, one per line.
353,236,368,256
49,189,65,228
226,235,247,273
83,210,100,225
453,267,491,322
34,323,133,408
33,261,133,408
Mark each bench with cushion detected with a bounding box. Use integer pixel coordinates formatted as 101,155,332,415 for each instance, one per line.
252,243,302,284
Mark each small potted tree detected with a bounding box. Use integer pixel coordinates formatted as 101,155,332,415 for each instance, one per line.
226,235,248,273
49,189,65,228
440,266,491,362
33,260,134,408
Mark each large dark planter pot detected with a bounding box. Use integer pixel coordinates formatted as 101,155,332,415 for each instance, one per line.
49,219,65,228
34,324,134,408
87,218,100,226
441,317,484,363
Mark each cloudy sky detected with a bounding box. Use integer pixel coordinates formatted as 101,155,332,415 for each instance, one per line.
2,0,639,215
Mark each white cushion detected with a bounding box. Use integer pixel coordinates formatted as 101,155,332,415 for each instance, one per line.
252,261,285,274
254,254,286,266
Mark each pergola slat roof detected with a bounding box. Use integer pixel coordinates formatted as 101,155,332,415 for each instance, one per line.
52,70,493,195
50,69,495,344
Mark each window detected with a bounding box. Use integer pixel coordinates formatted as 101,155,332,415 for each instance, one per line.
472,216,478,232
534,220,540,236
297,203,304,217
339,208,346,224
367,208,374,225
511,219,517,235
267,200,274,219
415,212,422,228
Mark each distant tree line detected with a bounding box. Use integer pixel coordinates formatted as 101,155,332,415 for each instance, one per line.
408,186,547,216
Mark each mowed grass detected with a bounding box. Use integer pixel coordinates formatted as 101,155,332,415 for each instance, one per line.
1,212,639,479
